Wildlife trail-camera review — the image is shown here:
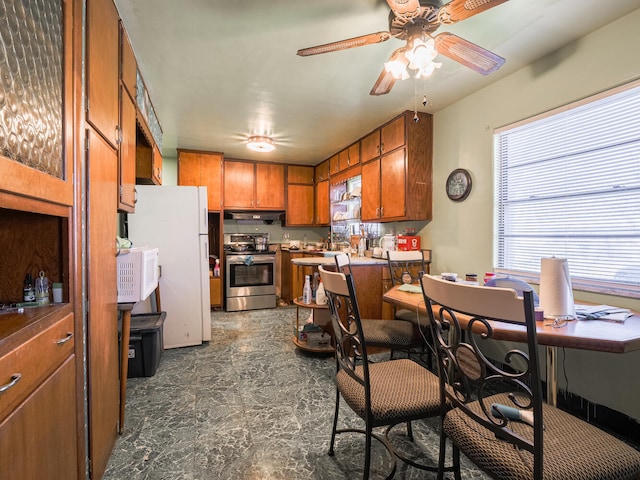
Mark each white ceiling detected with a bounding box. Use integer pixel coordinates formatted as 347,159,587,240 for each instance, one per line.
113,0,640,165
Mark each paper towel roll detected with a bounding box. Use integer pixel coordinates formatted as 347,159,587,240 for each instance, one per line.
539,257,575,319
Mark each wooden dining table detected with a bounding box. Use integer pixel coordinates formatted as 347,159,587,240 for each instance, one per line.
383,284,640,405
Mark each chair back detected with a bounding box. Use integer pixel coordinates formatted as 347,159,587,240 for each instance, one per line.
333,252,352,275
420,274,544,475
319,265,370,390
387,249,431,286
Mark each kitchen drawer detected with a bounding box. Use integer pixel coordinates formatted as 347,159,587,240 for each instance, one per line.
0,312,74,420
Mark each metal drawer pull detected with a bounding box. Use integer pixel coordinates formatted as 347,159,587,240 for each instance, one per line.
0,374,22,393
56,332,74,345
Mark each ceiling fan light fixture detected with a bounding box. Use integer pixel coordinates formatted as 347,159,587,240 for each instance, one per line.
384,57,409,80
247,136,275,152
405,37,438,69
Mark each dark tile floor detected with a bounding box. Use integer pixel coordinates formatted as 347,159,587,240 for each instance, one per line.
104,306,490,480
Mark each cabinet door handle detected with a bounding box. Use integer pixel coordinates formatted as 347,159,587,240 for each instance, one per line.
380,207,384,217
115,126,122,145
0,373,22,393
376,207,380,217
56,332,74,345
380,142,384,154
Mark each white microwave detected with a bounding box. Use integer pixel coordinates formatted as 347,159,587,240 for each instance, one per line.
117,247,160,303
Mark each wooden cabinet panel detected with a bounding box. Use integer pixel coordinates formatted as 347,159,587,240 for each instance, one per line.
361,130,381,163
178,151,223,211
359,111,432,222
287,184,314,225
209,277,221,307
0,357,78,480
224,160,284,209
224,160,255,208
381,114,405,154
288,165,314,184
0,313,74,420
152,144,163,185
256,163,285,209
315,179,330,226
339,143,360,170
201,155,223,211
380,148,406,219
118,88,136,212
87,0,119,147
87,127,119,480
120,24,136,101
361,158,381,221
315,160,330,182
329,153,340,175
177,151,201,186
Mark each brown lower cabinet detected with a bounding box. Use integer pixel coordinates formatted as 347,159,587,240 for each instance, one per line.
0,356,78,480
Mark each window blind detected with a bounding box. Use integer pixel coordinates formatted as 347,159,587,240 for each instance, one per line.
494,81,640,297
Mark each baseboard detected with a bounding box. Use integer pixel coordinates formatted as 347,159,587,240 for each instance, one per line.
555,388,640,448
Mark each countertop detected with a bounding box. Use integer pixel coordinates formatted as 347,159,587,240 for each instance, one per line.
291,255,387,266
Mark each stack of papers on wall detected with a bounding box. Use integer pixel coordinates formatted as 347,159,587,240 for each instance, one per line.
574,305,633,323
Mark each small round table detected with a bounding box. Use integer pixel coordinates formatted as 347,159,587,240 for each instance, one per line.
292,297,333,353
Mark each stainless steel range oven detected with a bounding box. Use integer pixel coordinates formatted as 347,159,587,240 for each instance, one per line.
224,233,276,312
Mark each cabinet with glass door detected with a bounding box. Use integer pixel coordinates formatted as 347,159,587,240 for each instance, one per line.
329,174,362,249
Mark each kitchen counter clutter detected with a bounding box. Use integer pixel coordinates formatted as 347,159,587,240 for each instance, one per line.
291,255,388,266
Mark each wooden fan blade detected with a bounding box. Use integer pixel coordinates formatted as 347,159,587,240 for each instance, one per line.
386,0,420,16
438,0,508,24
370,48,406,95
297,32,391,57
370,67,397,96
434,32,505,75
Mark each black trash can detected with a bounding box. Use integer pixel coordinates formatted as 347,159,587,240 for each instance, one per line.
128,312,166,378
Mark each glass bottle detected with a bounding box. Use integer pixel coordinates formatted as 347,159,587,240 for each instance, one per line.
302,275,312,305
23,273,35,302
35,271,50,304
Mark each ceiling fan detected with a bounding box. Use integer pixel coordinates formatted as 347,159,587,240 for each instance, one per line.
297,0,508,95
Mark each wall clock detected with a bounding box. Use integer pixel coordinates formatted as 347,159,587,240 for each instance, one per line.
446,168,472,202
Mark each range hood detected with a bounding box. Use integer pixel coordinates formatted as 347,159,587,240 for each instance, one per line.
224,211,285,223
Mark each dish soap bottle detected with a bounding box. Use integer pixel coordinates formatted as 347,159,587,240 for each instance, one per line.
302,275,312,305
213,259,220,277
23,273,35,302
315,279,327,305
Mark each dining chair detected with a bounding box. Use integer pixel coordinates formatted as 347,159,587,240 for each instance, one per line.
419,274,640,480
386,249,433,364
319,265,452,479
333,253,415,356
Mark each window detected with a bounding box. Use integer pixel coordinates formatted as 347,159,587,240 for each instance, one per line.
494,80,640,298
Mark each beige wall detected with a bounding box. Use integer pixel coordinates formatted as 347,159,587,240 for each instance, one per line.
423,9,640,419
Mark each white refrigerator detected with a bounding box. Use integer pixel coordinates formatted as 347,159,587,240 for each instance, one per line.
127,185,211,348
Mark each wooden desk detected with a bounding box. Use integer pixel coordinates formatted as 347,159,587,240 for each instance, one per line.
383,285,640,404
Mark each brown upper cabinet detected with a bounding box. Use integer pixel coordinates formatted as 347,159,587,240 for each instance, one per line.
329,142,360,175
288,165,315,184
286,165,315,226
361,114,406,164
87,0,119,148
224,160,285,209
315,159,330,182
120,25,137,101
315,179,330,226
177,150,224,211
360,111,432,222
118,24,137,212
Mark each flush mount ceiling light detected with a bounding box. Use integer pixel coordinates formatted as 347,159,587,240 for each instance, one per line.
247,136,275,152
